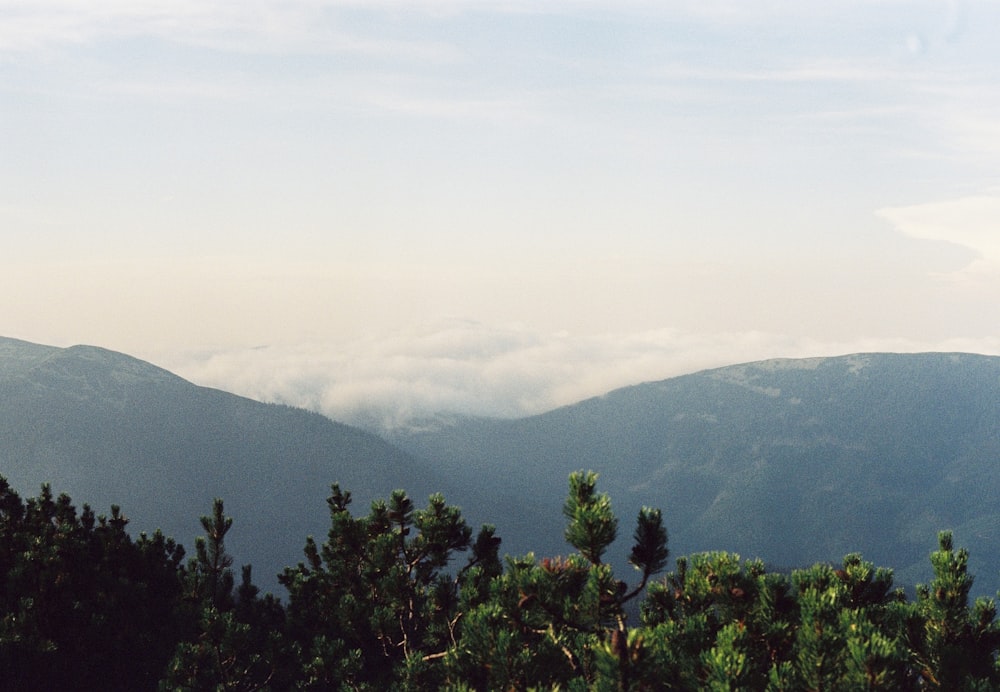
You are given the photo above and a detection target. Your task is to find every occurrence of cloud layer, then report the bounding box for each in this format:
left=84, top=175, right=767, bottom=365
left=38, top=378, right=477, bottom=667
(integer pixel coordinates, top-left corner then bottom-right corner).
left=4, top=1, right=1000, bottom=431
left=164, top=320, right=1000, bottom=432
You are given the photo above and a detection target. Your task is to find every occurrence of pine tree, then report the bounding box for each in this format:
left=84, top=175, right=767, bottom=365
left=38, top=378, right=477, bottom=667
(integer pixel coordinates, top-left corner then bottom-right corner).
left=0, top=478, right=187, bottom=691
left=910, top=531, right=1000, bottom=689
left=563, top=470, right=618, bottom=566
left=161, top=498, right=290, bottom=690
left=280, top=484, right=496, bottom=688
left=8, top=469, right=1000, bottom=690
left=449, top=471, right=671, bottom=690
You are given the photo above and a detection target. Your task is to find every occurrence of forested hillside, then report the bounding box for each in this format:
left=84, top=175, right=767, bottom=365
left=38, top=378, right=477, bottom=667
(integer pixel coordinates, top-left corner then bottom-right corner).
left=391, top=353, right=1000, bottom=594
left=2, top=474, right=999, bottom=690
left=5, top=337, right=1000, bottom=687
left=5, top=339, right=1000, bottom=597
left=0, top=337, right=468, bottom=595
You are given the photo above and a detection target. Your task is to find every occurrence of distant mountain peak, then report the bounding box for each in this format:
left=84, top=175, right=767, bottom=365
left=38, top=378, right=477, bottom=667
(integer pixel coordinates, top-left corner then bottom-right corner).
left=0, top=337, right=190, bottom=407
left=0, top=336, right=62, bottom=379
left=59, top=344, right=187, bottom=386
left=0, top=335, right=447, bottom=597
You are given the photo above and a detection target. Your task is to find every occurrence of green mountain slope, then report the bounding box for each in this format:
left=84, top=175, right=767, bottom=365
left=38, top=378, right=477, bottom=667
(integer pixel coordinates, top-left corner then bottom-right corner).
left=0, top=337, right=457, bottom=596
left=389, top=353, right=1000, bottom=594
left=6, top=339, right=999, bottom=597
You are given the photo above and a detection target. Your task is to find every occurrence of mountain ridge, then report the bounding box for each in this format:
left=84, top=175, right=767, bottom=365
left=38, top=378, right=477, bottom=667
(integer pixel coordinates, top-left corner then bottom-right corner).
left=4, top=338, right=1000, bottom=597
left=0, top=336, right=463, bottom=596
left=388, top=351, right=1000, bottom=595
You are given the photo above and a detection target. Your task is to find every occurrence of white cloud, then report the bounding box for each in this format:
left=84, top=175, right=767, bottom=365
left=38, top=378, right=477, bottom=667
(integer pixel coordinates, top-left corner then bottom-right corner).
left=0, top=0, right=462, bottom=60
left=164, top=319, right=1000, bottom=432
left=0, top=0, right=207, bottom=50
left=877, top=192, right=1000, bottom=277
left=4, top=0, right=1000, bottom=430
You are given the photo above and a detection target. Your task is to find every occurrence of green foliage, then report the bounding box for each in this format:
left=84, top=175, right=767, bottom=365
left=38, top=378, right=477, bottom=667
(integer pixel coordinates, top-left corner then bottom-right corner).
left=908, top=531, right=1000, bottom=689
left=564, top=470, right=619, bottom=565
left=447, top=470, right=671, bottom=689
left=279, top=484, right=497, bottom=689
left=160, top=499, right=295, bottom=691
left=0, top=478, right=186, bottom=691
left=629, top=506, right=669, bottom=584
left=641, top=551, right=796, bottom=689
left=3, top=472, right=1000, bottom=689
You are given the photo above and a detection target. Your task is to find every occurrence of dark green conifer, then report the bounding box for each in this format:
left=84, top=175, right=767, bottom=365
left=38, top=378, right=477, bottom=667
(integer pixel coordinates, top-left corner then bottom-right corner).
left=281, top=484, right=489, bottom=689
left=910, top=531, right=1000, bottom=689
left=0, top=478, right=186, bottom=691
left=161, top=499, right=289, bottom=691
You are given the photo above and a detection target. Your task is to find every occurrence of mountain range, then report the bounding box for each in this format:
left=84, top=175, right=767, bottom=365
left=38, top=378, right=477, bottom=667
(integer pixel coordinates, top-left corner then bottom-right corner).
left=3, top=337, right=1000, bottom=596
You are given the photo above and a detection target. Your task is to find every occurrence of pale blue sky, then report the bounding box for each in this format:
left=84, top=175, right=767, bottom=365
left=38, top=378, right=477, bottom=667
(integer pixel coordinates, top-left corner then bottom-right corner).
left=2, top=1, right=999, bottom=425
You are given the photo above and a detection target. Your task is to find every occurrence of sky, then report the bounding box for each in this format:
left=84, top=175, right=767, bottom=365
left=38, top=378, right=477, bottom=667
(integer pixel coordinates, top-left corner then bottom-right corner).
left=3, top=0, right=1000, bottom=428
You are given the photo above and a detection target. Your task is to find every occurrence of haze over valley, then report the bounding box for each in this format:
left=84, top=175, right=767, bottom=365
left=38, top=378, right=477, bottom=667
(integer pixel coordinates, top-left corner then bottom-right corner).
left=5, top=336, right=1000, bottom=601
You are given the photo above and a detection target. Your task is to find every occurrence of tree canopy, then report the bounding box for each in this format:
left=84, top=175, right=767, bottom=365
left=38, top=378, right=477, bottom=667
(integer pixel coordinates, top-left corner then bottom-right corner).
left=2, top=471, right=999, bottom=689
